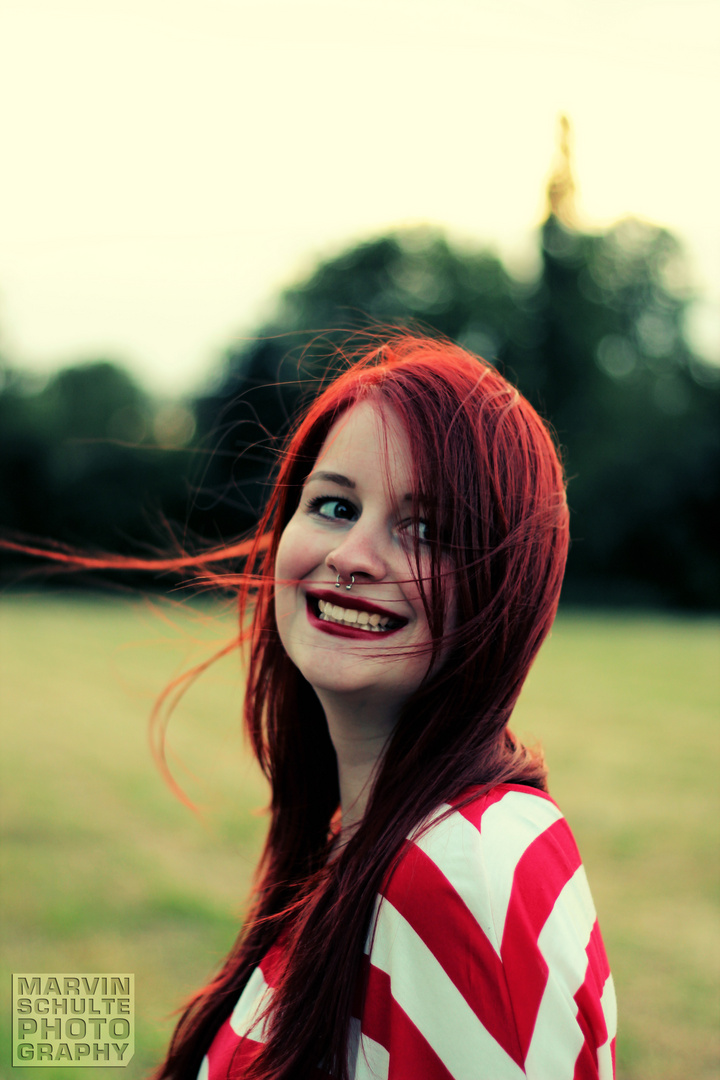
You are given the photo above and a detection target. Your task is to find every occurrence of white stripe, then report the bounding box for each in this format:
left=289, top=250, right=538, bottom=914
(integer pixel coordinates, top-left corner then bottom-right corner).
left=196, top=1054, right=209, bottom=1080
left=230, top=964, right=273, bottom=1042
left=370, top=898, right=526, bottom=1080
left=408, top=791, right=564, bottom=954
left=599, top=972, right=618, bottom=1080
left=598, top=1038, right=614, bottom=1080
left=523, top=865, right=598, bottom=1080
left=601, top=972, right=618, bottom=1043
left=348, top=1017, right=390, bottom=1080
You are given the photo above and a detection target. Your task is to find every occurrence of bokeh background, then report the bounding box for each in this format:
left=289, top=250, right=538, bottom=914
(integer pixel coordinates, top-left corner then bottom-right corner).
left=1, top=1, right=718, bottom=1077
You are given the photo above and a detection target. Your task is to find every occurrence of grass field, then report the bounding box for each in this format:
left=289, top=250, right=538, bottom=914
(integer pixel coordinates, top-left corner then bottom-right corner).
left=1, top=595, right=718, bottom=1079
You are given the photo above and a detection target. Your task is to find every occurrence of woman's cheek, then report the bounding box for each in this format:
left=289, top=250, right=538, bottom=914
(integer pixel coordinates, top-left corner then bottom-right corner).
left=276, top=516, right=313, bottom=585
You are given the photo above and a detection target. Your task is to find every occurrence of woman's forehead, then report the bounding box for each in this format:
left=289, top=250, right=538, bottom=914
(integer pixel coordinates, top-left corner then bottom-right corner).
left=311, top=401, right=414, bottom=493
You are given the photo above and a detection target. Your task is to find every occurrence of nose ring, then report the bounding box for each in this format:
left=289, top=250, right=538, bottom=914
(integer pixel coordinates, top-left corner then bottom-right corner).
left=335, top=574, right=355, bottom=590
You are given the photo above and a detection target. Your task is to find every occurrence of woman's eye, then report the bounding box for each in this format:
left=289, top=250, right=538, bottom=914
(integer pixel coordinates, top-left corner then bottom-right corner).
left=307, top=496, right=357, bottom=522
left=398, top=519, right=431, bottom=544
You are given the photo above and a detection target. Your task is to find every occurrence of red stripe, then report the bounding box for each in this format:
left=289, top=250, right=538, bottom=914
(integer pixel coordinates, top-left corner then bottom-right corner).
left=572, top=921, right=610, bottom=1070
left=500, top=817, right=583, bottom=1062
left=359, top=959, right=393, bottom=1048
left=585, top=918, right=611, bottom=988
left=381, top=841, right=523, bottom=1065
left=226, top=1037, right=263, bottom=1079
left=572, top=1035, right=600, bottom=1080
left=361, top=961, right=456, bottom=1080
left=208, top=1016, right=330, bottom=1079
left=206, top=1015, right=262, bottom=1079
left=385, top=1001, right=456, bottom=1080
left=258, top=935, right=287, bottom=989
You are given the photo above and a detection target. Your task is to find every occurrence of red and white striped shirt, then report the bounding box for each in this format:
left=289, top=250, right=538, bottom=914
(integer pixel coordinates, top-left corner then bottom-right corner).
left=199, top=784, right=617, bottom=1079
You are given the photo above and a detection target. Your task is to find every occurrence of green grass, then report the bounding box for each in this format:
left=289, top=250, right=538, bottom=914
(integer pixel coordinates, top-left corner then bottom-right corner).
left=1, top=596, right=718, bottom=1079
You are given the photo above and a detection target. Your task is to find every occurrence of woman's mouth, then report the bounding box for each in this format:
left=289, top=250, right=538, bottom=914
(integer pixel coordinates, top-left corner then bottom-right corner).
left=305, top=593, right=407, bottom=637
left=317, top=597, right=403, bottom=632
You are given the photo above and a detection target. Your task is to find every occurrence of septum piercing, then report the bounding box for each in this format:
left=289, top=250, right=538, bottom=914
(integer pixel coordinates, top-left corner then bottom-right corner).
left=335, top=574, right=355, bottom=590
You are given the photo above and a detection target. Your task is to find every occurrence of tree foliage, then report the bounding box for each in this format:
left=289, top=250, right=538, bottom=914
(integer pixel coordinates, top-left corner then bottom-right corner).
left=194, top=219, right=719, bottom=607
left=0, top=360, right=195, bottom=565
left=1, top=217, right=717, bottom=606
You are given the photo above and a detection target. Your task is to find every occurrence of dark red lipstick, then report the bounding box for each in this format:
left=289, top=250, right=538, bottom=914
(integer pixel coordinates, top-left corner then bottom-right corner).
left=306, top=589, right=408, bottom=620
left=305, top=589, right=408, bottom=639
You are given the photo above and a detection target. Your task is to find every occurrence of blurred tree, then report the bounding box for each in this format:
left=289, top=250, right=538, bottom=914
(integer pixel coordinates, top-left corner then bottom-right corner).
left=538, top=215, right=718, bottom=604
left=0, top=360, right=196, bottom=566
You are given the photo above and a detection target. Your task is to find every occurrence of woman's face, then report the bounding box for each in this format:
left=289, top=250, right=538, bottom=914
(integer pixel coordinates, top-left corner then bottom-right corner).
left=274, top=400, right=448, bottom=720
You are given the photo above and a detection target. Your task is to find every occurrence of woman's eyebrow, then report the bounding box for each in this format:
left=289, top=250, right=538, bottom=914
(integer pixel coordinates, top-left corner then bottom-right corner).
left=305, top=470, right=355, bottom=489
left=305, top=470, right=427, bottom=506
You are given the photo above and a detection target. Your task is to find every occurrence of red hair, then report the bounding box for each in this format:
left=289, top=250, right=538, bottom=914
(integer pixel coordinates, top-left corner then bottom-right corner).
left=152, top=334, right=570, bottom=1079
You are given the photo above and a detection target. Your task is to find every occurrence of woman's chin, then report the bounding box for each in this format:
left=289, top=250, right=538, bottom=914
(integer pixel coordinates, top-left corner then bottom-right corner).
left=308, top=663, right=426, bottom=728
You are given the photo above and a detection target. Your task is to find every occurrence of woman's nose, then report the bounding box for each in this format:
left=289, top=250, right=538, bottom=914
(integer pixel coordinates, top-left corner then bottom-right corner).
left=325, top=520, right=389, bottom=583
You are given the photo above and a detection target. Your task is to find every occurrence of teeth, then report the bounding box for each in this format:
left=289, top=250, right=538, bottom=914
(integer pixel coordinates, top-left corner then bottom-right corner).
left=316, top=598, right=395, bottom=631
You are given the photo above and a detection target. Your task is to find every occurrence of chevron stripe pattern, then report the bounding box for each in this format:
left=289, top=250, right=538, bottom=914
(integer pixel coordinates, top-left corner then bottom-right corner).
left=199, top=785, right=616, bottom=1079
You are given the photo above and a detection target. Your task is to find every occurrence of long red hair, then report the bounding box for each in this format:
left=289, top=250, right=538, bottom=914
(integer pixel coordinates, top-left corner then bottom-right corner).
left=149, top=334, right=570, bottom=1079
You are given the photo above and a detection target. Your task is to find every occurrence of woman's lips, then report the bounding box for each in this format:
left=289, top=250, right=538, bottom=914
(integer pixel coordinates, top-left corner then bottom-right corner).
left=305, top=592, right=408, bottom=639
left=306, top=589, right=408, bottom=620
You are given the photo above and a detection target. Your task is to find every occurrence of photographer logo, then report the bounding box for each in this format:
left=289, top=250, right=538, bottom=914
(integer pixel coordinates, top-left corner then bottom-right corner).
left=12, top=974, right=134, bottom=1067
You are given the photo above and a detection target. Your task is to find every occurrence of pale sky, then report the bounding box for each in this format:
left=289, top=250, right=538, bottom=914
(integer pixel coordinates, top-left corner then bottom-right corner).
left=1, top=0, right=718, bottom=395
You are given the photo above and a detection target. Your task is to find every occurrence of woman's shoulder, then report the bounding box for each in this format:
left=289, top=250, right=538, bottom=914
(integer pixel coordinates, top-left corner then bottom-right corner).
left=365, top=791, right=616, bottom=1079
left=406, top=782, right=573, bottom=876
left=379, top=783, right=588, bottom=950
left=444, top=781, right=565, bottom=837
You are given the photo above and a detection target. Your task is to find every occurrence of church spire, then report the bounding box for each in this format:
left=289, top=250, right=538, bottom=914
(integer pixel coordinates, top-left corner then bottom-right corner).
left=546, top=114, right=577, bottom=227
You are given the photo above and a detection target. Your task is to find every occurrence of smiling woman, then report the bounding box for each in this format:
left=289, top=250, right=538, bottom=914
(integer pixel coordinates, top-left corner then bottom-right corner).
left=0, top=332, right=613, bottom=1078
left=275, top=402, right=449, bottom=747
left=1, top=333, right=617, bottom=1078
left=139, top=332, right=617, bottom=1080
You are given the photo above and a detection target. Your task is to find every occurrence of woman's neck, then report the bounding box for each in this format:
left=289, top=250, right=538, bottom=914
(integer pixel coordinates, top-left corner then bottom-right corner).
left=317, top=694, right=397, bottom=834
